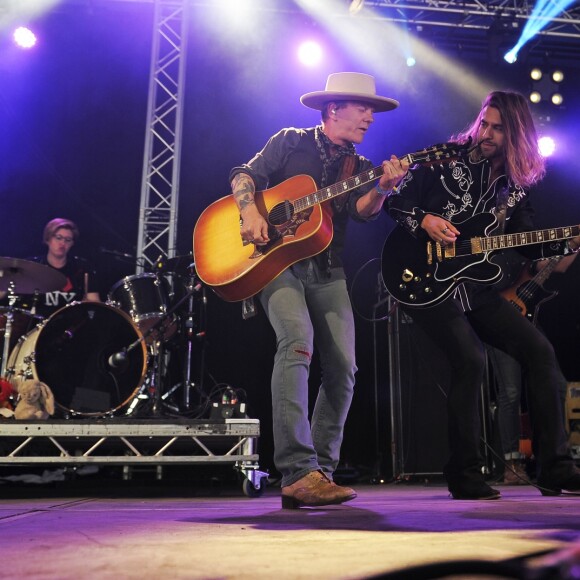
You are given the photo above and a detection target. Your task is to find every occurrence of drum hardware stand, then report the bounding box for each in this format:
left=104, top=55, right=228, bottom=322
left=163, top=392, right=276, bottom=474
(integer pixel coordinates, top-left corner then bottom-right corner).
left=114, top=279, right=204, bottom=417
left=178, top=269, right=206, bottom=411
left=0, top=284, right=21, bottom=379
left=158, top=264, right=208, bottom=415
left=147, top=339, right=165, bottom=417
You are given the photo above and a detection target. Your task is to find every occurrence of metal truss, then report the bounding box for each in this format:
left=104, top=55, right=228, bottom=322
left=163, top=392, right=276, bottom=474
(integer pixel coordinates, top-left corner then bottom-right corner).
left=348, top=1, right=580, bottom=62
left=136, top=0, right=188, bottom=273
left=362, top=1, right=580, bottom=40
left=0, top=419, right=260, bottom=465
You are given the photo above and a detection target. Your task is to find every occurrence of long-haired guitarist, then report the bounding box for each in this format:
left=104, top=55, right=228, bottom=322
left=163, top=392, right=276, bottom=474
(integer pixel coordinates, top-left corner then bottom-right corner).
left=383, top=90, right=580, bottom=499
left=229, top=73, right=409, bottom=508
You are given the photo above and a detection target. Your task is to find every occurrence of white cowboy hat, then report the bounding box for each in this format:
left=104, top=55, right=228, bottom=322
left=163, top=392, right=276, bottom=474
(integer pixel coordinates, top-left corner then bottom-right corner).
left=300, top=72, right=399, bottom=112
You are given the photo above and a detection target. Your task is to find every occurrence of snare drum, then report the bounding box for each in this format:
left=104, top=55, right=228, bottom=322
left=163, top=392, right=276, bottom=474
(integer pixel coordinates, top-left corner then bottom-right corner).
left=108, top=273, right=176, bottom=341
left=7, top=302, right=147, bottom=417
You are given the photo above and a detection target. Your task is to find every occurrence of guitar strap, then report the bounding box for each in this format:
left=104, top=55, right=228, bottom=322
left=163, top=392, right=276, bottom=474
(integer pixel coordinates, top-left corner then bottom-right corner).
left=494, top=184, right=510, bottom=234
left=316, top=154, right=358, bottom=277
left=331, top=154, right=357, bottom=213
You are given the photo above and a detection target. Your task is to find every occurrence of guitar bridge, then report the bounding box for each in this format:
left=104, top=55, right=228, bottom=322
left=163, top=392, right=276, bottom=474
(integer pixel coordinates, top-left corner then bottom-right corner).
left=444, top=244, right=456, bottom=258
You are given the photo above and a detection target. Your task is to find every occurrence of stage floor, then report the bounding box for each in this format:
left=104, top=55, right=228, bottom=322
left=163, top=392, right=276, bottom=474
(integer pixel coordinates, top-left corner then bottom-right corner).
left=2, top=478, right=580, bottom=579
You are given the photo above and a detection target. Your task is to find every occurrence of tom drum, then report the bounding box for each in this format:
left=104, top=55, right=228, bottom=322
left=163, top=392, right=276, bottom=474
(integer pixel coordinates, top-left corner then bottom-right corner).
left=108, top=273, right=176, bottom=341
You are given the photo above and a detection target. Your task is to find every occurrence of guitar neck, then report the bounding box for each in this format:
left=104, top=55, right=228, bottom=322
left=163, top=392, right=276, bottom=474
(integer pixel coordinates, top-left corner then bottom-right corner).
left=479, top=225, right=580, bottom=253
left=293, top=144, right=462, bottom=212
left=293, top=165, right=385, bottom=213
left=533, top=255, right=565, bottom=286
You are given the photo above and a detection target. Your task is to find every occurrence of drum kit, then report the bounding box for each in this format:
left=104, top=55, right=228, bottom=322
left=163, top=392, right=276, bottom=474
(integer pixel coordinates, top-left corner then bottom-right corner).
left=0, top=255, right=206, bottom=419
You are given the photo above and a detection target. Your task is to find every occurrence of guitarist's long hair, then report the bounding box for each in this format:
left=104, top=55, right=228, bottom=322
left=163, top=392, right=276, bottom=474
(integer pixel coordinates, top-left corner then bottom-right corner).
left=452, top=91, right=546, bottom=189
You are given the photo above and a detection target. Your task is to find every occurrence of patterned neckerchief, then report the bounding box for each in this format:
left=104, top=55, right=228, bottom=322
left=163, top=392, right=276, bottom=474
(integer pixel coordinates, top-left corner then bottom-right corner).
left=314, top=125, right=356, bottom=188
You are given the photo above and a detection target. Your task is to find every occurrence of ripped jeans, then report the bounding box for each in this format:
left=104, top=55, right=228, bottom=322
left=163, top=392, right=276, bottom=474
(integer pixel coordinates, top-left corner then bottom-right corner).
left=259, top=259, right=357, bottom=487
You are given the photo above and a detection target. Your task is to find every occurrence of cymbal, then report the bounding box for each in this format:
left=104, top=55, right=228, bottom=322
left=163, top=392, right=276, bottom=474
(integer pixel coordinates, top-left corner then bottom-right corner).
left=0, top=257, right=67, bottom=294
left=155, top=255, right=195, bottom=276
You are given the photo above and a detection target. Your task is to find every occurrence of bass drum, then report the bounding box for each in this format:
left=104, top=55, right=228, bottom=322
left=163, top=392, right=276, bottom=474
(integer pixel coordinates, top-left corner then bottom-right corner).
left=8, top=302, right=147, bottom=417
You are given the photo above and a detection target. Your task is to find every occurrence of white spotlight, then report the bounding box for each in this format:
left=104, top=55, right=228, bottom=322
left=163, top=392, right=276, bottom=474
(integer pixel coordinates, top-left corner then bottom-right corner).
left=297, top=41, right=323, bottom=67
left=538, top=136, right=555, bottom=157
left=13, top=26, right=37, bottom=49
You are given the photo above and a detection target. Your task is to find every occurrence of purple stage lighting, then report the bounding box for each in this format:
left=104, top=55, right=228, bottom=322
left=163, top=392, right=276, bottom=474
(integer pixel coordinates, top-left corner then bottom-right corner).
left=538, top=136, right=556, bottom=158
left=13, top=27, right=37, bottom=49
left=297, top=41, right=322, bottom=67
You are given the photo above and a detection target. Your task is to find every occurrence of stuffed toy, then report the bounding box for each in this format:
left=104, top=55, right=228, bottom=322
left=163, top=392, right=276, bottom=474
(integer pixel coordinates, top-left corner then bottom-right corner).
left=14, top=380, right=55, bottom=420
left=0, top=378, right=16, bottom=419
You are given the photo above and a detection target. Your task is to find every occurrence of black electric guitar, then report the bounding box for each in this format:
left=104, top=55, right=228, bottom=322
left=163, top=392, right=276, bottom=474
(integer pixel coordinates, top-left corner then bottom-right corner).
left=381, top=213, right=579, bottom=308
left=500, top=255, right=563, bottom=324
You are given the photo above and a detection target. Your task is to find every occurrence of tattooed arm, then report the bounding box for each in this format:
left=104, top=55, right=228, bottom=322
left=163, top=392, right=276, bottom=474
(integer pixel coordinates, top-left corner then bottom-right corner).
left=232, top=172, right=270, bottom=246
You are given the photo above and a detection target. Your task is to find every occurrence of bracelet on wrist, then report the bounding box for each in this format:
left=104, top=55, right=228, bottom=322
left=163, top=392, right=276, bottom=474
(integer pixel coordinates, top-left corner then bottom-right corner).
left=375, top=182, right=390, bottom=197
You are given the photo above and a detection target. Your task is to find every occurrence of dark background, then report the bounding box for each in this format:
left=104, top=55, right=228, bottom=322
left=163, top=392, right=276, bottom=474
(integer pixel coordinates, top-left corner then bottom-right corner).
left=2, top=0, right=579, bottom=480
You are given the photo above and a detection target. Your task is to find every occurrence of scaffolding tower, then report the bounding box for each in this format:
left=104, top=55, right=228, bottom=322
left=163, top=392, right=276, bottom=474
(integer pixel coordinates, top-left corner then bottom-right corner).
left=136, top=0, right=188, bottom=273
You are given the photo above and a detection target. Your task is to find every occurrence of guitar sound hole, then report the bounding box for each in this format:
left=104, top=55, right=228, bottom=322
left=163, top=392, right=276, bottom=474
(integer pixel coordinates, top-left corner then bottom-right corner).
left=269, top=200, right=294, bottom=227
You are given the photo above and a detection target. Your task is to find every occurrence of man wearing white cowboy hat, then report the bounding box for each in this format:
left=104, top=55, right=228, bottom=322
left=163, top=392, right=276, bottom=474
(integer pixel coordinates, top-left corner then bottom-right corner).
left=229, top=72, right=408, bottom=508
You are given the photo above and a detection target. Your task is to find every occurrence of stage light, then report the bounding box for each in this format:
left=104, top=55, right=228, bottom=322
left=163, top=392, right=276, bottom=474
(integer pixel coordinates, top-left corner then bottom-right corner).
left=349, top=0, right=365, bottom=15
left=529, top=67, right=565, bottom=107
left=406, top=56, right=416, bottom=67
left=503, top=50, right=517, bottom=64
left=297, top=41, right=323, bottom=67
left=502, top=0, right=575, bottom=64
left=488, top=17, right=520, bottom=64
left=13, top=26, right=37, bottom=49
left=538, top=136, right=556, bottom=157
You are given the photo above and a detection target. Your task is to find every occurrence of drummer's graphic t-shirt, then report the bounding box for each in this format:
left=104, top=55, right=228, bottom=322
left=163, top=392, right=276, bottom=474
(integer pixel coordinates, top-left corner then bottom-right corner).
left=23, top=256, right=98, bottom=319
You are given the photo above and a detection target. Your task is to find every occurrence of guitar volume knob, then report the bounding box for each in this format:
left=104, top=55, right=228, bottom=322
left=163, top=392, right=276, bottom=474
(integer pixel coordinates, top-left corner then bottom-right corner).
left=402, top=269, right=413, bottom=283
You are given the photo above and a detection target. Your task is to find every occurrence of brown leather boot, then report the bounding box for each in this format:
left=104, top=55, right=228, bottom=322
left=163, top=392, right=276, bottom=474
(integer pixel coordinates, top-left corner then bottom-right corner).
left=281, top=470, right=357, bottom=509
left=503, top=459, right=528, bottom=485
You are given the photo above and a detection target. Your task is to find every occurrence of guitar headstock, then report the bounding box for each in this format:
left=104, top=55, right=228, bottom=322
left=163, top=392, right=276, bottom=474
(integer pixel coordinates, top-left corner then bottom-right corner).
left=403, top=141, right=471, bottom=167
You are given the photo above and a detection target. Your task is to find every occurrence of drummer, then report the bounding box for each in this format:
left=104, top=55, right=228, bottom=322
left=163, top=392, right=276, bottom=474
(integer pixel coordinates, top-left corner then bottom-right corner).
left=1, top=218, right=100, bottom=318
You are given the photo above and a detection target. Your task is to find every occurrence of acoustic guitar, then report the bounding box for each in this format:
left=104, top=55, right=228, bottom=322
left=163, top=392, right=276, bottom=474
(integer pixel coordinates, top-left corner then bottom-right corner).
left=193, top=143, right=466, bottom=302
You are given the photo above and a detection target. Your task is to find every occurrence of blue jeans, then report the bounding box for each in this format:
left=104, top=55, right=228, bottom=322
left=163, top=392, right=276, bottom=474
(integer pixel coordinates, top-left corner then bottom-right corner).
left=487, top=345, right=523, bottom=459
left=259, top=259, right=357, bottom=487
left=487, top=340, right=568, bottom=460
